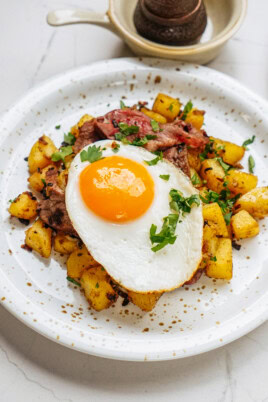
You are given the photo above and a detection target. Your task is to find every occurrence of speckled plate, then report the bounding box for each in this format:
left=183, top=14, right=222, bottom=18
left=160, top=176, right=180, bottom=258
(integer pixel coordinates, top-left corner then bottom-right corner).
left=0, top=58, right=268, bottom=361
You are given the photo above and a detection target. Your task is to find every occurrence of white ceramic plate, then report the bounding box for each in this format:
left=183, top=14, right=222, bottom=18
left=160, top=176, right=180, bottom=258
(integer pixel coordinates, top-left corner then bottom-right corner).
left=0, top=58, right=268, bottom=362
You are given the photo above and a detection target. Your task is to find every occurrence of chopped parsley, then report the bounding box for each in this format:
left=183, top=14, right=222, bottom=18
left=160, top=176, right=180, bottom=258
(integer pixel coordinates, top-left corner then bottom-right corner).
left=150, top=214, right=179, bottom=252
left=120, top=100, right=126, bottom=109
left=112, top=142, right=120, bottom=153
left=67, top=276, right=81, bottom=287
left=223, top=211, right=233, bottom=226
left=8, top=198, right=16, bottom=203
left=51, top=146, right=73, bottom=162
left=131, top=135, right=157, bottom=147
left=182, top=100, right=193, bottom=120
left=118, top=122, right=139, bottom=136
left=41, top=179, right=47, bottom=187
left=248, top=155, right=255, bottom=173
left=64, top=132, right=76, bottom=145
left=55, top=124, right=61, bottom=130
left=150, top=119, right=160, bottom=132
left=242, top=136, right=255, bottom=150
left=80, top=145, right=103, bottom=163
left=191, top=172, right=201, bottom=186
left=199, top=139, right=215, bottom=161
left=210, top=256, right=217, bottom=262
left=159, top=174, right=170, bottom=181
left=145, top=151, right=163, bottom=166
left=215, top=157, right=232, bottom=174
left=200, top=188, right=240, bottom=225
left=168, top=103, right=174, bottom=112
left=95, top=282, right=99, bottom=289
left=169, top=189, right=200, bottom=215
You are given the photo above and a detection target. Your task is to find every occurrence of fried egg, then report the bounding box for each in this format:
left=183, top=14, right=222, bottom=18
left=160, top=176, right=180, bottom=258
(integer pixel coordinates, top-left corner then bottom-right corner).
left=66, top=140, right=203, bottom=293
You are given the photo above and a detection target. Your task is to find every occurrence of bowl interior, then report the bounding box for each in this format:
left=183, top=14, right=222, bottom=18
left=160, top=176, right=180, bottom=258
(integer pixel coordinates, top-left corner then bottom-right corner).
left=110, top=0, right=243, bottom=49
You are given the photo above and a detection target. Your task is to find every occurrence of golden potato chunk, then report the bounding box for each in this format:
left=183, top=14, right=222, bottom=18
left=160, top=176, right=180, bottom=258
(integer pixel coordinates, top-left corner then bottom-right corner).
left=210, top=137, right=245, bottom=166
left=140, top=108, right=167, bottom=124
left=57, top=170, right=68, bottom=191
left=185, top=108, right=204, bottom=130
left=9, top=192, right=37, bottom=220
left=54, top=234, right=79, bottom=255
left=200, top=159, right=225, bottom=193
left=231, top=210, right=259, bottom=240
left=203, top=203, right=229, bottom=238
left=70, top=114, right=94, bottom=138
left=81, top=266, right=118, bottom=311
left=64, top=154, right=75, bottom=170
left=206, top=238, right=232, bottom=280
left=188, top=149, right=201, bottom=172
left=67, top=245, right=98, bottom=279
left=227, top=170, right=258, bottom=195
left=28, top=164, right=55, bottom=192
left=28, top=135, right=58, bottom=174
left=25, top=219, right=52, bottom=258
left=234, top=187, right=268, bottom=218
left=128, top=291, right=161, bottom=312
left=152, top=93, right=181, bottom=122
left=190, top=168, right=202, bottom=188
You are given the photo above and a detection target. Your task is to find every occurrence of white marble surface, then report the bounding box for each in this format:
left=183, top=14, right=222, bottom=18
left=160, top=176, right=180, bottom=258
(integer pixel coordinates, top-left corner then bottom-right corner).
left=0, top=0, right=268, bottom=401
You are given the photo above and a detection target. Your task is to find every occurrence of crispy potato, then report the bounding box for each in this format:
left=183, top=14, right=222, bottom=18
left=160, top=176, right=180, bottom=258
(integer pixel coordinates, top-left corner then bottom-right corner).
left=54, top=234, right=79, bottom=254
left=128, top=291, right=161, bottom=312
left=9, top=192, right=37, bottom=220
left=28, top=135, right=58, bottom=174
left=234, top=187, right=268, bottom=218
left=64, top=154, right=75, bottom=170
left=70, top=114, right=94, bottom=138
left=188, top=149, right=202, bottom=172
left=81, top=266, right=118, bottom=311
left=231, top=210, right=259, bottom=240
left=25, top=219, right=52, bottom=258
left=210, top=137, right=245, bottom=166
left=227, top=169, right=258, bottom=195
left=198, top=186, right=209, bottom=199
left=203, top=203, right=229, bottom=238
left=57, top=170, right=68, bottom=191
left=67, top=245, right=98, bottom=279
left=140, top=108, right=167, bottom=124
left=190, top=168, right=202, bottom=188
left=185, top=108, right=204, bottom=130
left=28, top=164, right=55, bottom=192
left=152, top=93, right=181, bottom=122
left=206, top=238, right=232, bottom=280
left=200, top=159, right=225, bottom=193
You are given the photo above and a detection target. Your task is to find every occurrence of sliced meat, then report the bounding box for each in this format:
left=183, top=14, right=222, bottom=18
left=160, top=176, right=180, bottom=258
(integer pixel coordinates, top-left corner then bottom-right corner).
left=73, top=119, right=101, bottom=154
left=184, top=269, right=203, bottom=286
left=39, top=167, right=77, bottom=236
left=163, top=145, right=191, bottom=178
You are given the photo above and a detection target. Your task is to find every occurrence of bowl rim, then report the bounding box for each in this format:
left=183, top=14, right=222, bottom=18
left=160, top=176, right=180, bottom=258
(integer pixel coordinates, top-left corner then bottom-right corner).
left=108, top=0, right=248, bottom=55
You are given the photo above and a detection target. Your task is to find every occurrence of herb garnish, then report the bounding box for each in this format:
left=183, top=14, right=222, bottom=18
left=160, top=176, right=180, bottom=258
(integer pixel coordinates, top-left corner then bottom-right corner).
left=120, top=100, right=126, bottom=109
left=131, top=135, right=157, bottom=147
left=51, top=146, right=73, bottom=162
left=182, top=100, right=193, bottom=120
left=168, top=103, right=174, bottom=112
left=210, top=256, right=217, bottom=262
left=41, top=179, right=47, bottom=187
left=67, top=276, right=81, bottom=287
left=216, top=157, right=232, bottom=174
left=112, top=142, right=120, bottom=153
left=115, top=122, right=139, bottom=142
left=95, top=282, right=100, bottom=289
left=145, top=151, right=163, bottom=166
left=159, top=174, right=170, bottom=181
left=248, top=155, right=255, bottom=173
left=199, top=139, right=215, bottom=161
left=150, top=119, right=160, bottom=132
left=242, top=136, right=255, bottom=150
left=64, top=132, right=76, bottom=145
left=200, top=188, right=240, bottom=225
left=191, top=172, right=201, bottom=186
left=169, top=189, right=200, bottom=215
left=55, top=125, right=61, bottom=130
left=80, top=145, right=103, bottom=163
left=150, top=214, right=179, bottom=252
left=8, top=198, right=16, bottom=203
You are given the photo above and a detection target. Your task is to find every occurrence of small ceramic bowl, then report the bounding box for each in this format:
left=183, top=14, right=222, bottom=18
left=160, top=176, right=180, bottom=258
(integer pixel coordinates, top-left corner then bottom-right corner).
left=47, top=0, right=247, bottom=64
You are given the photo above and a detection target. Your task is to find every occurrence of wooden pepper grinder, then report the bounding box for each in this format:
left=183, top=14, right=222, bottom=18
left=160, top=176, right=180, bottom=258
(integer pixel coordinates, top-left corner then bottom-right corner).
left=134, top=0, right=207, bottom=46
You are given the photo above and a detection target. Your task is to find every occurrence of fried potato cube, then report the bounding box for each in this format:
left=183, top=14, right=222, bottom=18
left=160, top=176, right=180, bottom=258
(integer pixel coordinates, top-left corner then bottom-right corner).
left=234, top=187, right=268, bottom=219
left=190, top=168, right=202, bottom=188
left=210, top=137, right=245, bottom=166
left=64, top=154, right=75, bottom=170
left=206, top=238, right=232, bottom=280
left=9, top=192, right=37, bottom=220
left=128, top=291, right=161, bottom=312
left=28, top=164, right=55, bottom=192
left=185, top=108, right=204, bottom=130
left=25, top=219, right=52, bottom=258
left=198, top=186, right=209, bottom=199
left=70, top=114, right=94, bottom=138
left=28, top=135, right=58, bottom=174
left=57, top=170, right=68, bottom=191
left=67, top=245, right=98, bottom=279
left=203, top=203, right=229, bottom=238
left=188, top=149, right=202, bottom=172
left=231, top=210, right=259, bottom=240
left=227, top=170, right=258, bottom=195
left=54, top=234, right=79, bottom=255
left=200, top=159, right=225, bottom=193
left=152, top=93, right=181, bottom=122
left=81, top=266, right=118, bottom=311
left=140, top=108, right=167, bottom=124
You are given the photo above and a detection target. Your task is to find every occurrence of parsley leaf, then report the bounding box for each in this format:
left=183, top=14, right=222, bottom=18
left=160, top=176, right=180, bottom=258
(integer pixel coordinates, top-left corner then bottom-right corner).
left=199, top=139, right=215, bottom=161
left=200, top=189, right=240, bottom=225
left=210, top=256, right=217, bottom=262
left=112, top=142, right=120, bottom=153
left=168, top=103, right=174, bottom=112
left=80, top=145, right=103, bottom=163
left=8, top=198, right=16, bottom=203
left=51, top=146, right=73, bottom=162
left=41, top=179, right=47, bottom=187
left=150, top=214, right=179, bottom=252
left=95, top=282, right=99, bottom=289
left=145, top=151, right=163, bottom=166
left=159, top=174, right=170, bottom=181
left=55, top=125, right=61, bottom=130
left=131, top=135, right=157, bottom=147
left=242, top=136, right=255, bottom=150
left=248, top=155, right=255, bottom=173
left=169, top=189, right=200, bottom=215
left=182, top=100, right=193, bottom=120
left=67, top=276, right=81, bottom=287
left=120, top=100, right=126, bottom=109
left=64, top=132, right=76, bottom=145
left=118, top=122, right=139, bottom=136
left=151, top=119, right=160, bottom=132
left=224, top=211, right=233, bottom=226
left=216, top=157, right=232, bottom=174
left=191, top=172, right=201, bottom=186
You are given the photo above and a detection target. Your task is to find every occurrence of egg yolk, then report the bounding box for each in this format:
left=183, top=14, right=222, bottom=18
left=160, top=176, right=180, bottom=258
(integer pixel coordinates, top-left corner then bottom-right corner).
left=80, top=156, right=155, bottom=223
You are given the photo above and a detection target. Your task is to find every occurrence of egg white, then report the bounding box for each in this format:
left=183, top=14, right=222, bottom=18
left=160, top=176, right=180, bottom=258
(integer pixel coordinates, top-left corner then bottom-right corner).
left=66, top=140, right=203, bottom=293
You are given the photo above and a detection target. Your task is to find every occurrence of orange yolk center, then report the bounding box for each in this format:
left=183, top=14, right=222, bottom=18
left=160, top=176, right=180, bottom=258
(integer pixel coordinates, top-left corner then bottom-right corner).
left=79, top=156, right=155, bottom=223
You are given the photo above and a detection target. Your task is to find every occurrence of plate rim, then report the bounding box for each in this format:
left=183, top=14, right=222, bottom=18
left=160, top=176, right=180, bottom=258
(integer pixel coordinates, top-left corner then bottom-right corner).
left=0, top=57, right=268, bottom=362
